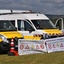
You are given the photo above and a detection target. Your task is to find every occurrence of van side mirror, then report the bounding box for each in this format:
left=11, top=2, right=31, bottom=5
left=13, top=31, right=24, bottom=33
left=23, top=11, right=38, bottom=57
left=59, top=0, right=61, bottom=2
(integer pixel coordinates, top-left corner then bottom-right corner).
left=15, top=27, right=17, bottom=30
left=56, top=26, right=59, bottom=29
left=29, top=27, right=35, bottom=33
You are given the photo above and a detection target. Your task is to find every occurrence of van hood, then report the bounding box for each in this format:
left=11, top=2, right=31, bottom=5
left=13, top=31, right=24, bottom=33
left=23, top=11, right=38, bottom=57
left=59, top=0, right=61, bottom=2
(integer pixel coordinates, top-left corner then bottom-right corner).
left=43, top=29, right=62, bottom=35
left=0, top=31, right=22, bottom=38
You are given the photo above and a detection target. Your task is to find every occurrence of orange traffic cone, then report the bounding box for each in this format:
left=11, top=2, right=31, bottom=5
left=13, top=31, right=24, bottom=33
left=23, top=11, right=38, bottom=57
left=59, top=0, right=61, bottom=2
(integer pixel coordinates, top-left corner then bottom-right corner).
left=8, top=38, right=15, bottom=56
left=10, top=38, right=15, bottom=52
left=8, top=38, right=19, bottom=56
left=14, top=50, right=19, bottom=56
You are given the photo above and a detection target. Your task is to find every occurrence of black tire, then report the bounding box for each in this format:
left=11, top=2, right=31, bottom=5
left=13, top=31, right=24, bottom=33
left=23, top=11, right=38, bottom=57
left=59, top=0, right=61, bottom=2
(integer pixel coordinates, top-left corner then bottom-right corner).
left=0, top=44, right=4, bottom=53
left=0, top=43, right=10, bottom=54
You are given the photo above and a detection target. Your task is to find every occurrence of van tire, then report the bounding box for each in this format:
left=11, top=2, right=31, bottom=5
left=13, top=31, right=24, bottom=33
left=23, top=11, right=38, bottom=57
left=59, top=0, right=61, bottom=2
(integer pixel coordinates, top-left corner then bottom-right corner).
left=0, top=43, right=4, bottom=53
left=0, top=43, right=9, bottom=53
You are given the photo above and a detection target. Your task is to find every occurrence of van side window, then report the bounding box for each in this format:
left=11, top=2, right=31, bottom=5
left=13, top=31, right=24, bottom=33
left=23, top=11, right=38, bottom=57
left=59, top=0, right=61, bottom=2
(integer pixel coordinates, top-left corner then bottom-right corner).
left=17, top=20, right=24, bottom=31
left=24, top=21, right=32, bottom=31
left=10, top=21, right=15, bottom=26
left=0, top=20, right=16, bottom=31
left=17, top=20, right=33, bottom=31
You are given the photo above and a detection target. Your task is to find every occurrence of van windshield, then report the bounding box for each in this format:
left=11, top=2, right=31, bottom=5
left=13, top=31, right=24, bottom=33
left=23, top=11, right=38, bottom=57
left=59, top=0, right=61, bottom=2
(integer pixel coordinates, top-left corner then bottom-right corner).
left=0, top=20, right=16, bottom=31
left=31, top=20, right=56, bottom=29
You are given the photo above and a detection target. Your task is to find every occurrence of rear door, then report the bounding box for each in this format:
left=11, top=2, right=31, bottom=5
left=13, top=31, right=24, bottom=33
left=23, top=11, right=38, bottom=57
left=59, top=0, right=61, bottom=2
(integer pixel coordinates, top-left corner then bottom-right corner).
left=55, top=18, right=64, bottom=31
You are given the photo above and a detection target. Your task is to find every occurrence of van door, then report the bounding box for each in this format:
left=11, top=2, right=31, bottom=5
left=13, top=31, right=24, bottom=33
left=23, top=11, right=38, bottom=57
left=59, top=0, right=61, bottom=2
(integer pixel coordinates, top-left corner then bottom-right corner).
left=17, top=20, right=35, bottom=39
left=55, top=18, right=64, bottom=31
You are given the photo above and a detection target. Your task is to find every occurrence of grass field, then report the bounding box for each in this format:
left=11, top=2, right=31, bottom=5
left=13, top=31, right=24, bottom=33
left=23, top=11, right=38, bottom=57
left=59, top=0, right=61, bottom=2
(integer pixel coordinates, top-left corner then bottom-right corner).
left=0, top=52, right=64, bottom=64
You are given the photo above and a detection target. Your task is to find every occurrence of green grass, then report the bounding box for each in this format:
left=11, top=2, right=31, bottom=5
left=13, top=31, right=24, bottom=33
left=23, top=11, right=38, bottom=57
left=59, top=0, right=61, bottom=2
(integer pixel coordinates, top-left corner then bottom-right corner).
left=0, top=52, right=64, bottom=64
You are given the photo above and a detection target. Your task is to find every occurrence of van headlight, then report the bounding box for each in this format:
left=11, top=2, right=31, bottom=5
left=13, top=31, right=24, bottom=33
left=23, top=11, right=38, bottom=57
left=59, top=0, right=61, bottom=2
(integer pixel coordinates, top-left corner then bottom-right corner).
left=0, top=34, right=9, bottom=43
left=43, top=33, right=49, bottom=39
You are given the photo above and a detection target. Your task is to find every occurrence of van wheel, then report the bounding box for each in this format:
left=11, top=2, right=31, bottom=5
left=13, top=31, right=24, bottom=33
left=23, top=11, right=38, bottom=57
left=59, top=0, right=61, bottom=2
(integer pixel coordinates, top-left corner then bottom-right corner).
left=0, top=43, right=9, bottom=54
left=0, top=43, right=4, bottom=53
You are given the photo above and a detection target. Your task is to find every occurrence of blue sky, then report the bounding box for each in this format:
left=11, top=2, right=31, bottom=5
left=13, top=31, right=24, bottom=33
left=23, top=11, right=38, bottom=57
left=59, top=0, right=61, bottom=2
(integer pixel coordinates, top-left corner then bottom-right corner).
left=0, top=0, right=64, bottom=14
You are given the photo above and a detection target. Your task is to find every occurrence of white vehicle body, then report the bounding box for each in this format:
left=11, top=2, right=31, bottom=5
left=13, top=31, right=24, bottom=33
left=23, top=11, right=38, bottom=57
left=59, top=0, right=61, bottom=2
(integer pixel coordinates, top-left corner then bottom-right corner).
left=0, top=10, right=63, bottom=40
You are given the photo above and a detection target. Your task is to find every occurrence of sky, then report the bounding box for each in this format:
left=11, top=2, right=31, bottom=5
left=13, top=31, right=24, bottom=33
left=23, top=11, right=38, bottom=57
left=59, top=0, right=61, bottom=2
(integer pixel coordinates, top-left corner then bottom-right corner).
left=0, top=0, right=64, bottom=15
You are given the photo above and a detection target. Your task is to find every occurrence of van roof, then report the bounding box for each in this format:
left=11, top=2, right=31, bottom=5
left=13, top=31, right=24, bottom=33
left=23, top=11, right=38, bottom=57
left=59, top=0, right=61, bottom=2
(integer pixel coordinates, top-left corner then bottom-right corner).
left=22, top=13, right=49, bottom=20
left=0, top=13, right=49, bottom=20
left=0, top=14, right=25, bottom=20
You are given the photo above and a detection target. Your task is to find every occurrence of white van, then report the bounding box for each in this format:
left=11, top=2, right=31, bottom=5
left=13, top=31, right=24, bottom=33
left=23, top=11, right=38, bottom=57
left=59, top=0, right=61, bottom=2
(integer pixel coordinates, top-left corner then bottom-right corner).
left=0, top=10, right=63, bottom=40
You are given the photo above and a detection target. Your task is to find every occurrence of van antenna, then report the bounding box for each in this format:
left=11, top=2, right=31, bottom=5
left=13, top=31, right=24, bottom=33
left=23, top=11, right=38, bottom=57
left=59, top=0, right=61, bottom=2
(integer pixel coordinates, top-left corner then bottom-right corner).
left=11, top=10, right=13, bottom=13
